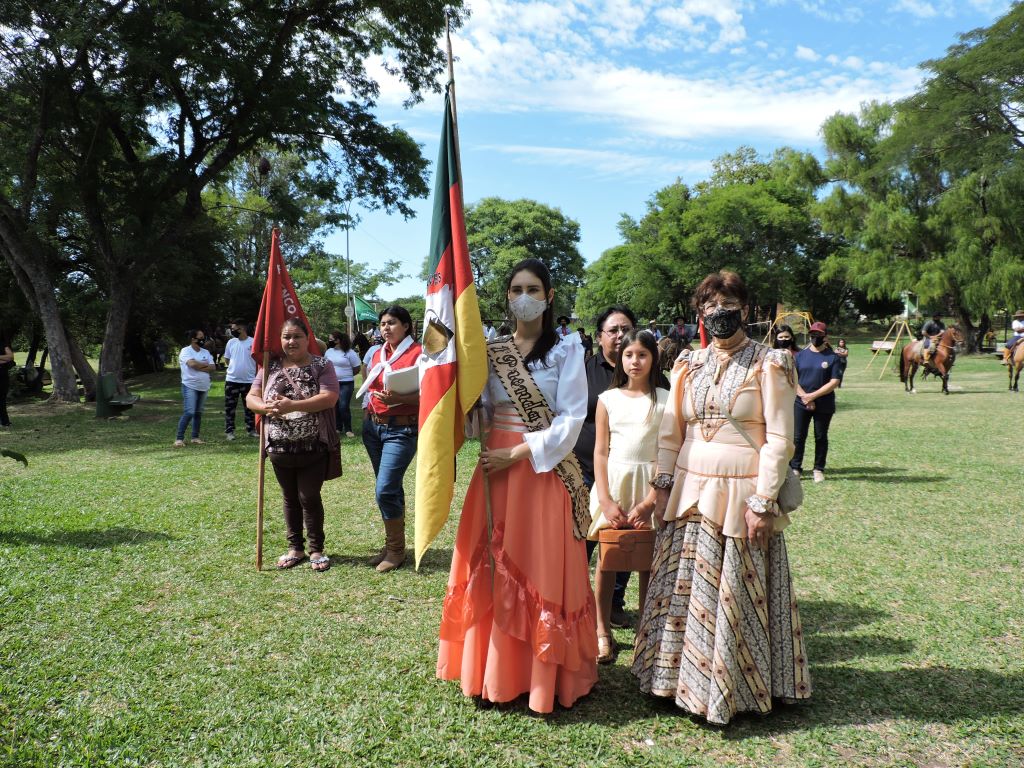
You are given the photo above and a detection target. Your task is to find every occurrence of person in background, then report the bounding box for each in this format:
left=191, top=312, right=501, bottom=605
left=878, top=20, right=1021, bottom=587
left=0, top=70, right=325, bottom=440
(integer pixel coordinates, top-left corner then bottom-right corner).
left=667, top=316, right=689, bottom=345
left=647, top=320, right=662, bottom=341
left=247, top=318, right=339, bottom=573
left=353, top=327, right=371, bottom=360
left=791, top=321, right=841, bottom=483
left=920, top=312, right=946, bottom=362
left=325, top=330, right=361, bottom=438
left=556, top=314, right=574, bottom=339
left=482, top=318, right=498, bottom=341
left=175, top=329, right=216, bottom=447
left=577, top=326, right=593, bottom=358
left=834, top=338, right=849, bottom=385
left=223, top=319, right=257, bottom=440
left=0, top=335, right=14, bottom=428
left=773, top=324, right=797, bottom=356
left=359, top=305, right=421, bottom=573
left=1001, top=310, right=1024, bottom=364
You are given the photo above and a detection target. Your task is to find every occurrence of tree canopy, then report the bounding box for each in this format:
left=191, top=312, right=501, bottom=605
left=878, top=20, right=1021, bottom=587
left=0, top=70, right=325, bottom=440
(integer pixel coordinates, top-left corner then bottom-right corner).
left=0, top=0, right=462, bottom=400
left=459, top=197, right=585, bottom=323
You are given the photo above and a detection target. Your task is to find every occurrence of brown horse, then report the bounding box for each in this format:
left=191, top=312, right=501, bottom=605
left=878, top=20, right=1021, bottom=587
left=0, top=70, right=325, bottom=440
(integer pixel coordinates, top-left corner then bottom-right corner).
left=900, top=326, right=963, bottom=395
left=1008, top=341, right=1024, bottom=392
left=657, top=336, right=681, bottom=373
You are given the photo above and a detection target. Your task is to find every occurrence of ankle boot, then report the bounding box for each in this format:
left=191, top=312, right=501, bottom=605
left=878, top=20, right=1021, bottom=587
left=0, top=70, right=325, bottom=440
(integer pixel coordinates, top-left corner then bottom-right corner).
left=376, top=517, right=407, bottom=573
left=367, top=546, right=387, bottom=566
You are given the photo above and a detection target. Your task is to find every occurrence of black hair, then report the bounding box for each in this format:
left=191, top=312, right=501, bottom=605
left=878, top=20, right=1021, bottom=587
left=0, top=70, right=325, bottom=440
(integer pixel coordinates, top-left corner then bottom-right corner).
left=379, top=305, right=413, bottom=338
left=281, top=317, right=309, bottom=336
left=594, top=305, right=638, bottom=335
left=673, top=315, right=685, bottom=323
left=610, top=329, right=661, bottom=421
left=776, top=324, right=794, bottom=337
left=187, top=328, right=205, bottom=341
left=506, top=258, right=558, bottom=366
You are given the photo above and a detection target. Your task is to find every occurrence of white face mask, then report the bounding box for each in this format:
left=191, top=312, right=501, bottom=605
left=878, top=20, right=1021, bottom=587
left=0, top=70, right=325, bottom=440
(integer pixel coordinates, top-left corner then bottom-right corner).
left=509, top=294, right=548, bottom=322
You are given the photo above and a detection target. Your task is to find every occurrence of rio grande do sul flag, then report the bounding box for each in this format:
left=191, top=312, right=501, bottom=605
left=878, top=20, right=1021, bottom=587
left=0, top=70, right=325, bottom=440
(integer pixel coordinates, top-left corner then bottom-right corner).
left=251, top=228, right=318, bottom=362
left=414, top=84, right=487, bottom=568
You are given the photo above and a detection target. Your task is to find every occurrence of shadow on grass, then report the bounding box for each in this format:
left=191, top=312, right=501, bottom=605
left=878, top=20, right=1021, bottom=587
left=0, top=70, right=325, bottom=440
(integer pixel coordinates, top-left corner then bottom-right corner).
left=724, top=666, right=1024, bottom=737
left=826, top=466, right=948, bottom=483
left=0, top=526, right=174, bottom=549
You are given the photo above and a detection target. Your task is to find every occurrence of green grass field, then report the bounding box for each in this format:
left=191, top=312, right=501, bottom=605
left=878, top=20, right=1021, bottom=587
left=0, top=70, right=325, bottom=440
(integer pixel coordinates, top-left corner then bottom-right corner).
left=1, top=345, right=1022, bottom=767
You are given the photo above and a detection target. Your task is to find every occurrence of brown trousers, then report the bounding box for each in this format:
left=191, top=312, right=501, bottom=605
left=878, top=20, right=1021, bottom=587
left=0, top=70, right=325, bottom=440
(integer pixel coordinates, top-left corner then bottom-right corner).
left=269, top=451, right=327, bottom=553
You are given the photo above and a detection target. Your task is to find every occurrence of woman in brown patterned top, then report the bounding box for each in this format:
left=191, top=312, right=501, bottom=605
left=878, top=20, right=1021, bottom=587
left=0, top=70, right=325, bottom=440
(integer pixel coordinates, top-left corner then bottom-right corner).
left=631, top=270, right=811, bottom=724
left=247, top=318, right=339, bottom=572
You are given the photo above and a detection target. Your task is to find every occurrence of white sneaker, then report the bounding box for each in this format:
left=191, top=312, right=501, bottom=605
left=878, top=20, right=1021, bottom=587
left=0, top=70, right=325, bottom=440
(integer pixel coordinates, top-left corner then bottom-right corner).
left=247, top=430, right=259, bottom=438
left=225, top=432, right=235, bottom=441
left=813, top=469, right=825, bottom=483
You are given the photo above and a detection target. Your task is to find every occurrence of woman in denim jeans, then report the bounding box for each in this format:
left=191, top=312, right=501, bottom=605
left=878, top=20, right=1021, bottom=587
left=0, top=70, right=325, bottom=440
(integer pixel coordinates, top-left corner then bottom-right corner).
left=358, top=305, right=421, bottom=572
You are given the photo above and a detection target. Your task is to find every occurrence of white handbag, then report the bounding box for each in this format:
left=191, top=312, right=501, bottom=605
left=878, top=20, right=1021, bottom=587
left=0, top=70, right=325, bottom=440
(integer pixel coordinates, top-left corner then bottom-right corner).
left=710, top=378, right=803, bottom=513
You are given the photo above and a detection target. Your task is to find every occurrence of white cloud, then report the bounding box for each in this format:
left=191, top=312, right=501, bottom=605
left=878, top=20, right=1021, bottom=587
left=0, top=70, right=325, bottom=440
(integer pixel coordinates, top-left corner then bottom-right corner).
left=480, top=144, right=711, bottom=180
left=795, top=45, right=820, bottom=61
left=768, top=0, right=865, bottom=23
left=368, top=0, right=928, bottom=147
left=890, top=0, right=939, bottom=18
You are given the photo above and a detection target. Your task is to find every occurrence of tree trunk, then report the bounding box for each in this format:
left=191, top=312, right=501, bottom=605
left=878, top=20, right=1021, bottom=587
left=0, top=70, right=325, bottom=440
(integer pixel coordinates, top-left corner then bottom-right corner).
left=952, top=301, right=977, bottom=352
left=67, top=331, right=97, bottom=401
left=0, top=237, right=80, bottom=402
left=98, top=274, right=136, bottom=394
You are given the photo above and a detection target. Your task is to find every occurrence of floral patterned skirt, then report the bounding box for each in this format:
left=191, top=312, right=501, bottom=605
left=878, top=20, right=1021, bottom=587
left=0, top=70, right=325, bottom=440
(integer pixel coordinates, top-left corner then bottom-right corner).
left=631, top=507, right=811, bottom=724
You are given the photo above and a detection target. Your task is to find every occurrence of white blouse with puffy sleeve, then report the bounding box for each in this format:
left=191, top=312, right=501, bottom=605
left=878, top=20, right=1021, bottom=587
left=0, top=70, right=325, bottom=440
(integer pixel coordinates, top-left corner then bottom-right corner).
left=481, top=335, right=587, bottom=474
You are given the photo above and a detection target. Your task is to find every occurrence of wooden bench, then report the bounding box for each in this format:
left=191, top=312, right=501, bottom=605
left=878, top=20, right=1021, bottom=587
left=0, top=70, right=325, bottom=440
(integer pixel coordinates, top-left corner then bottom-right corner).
left=96, top=372, right=139, bottom=418
left=871, top=340, right=897, bottom=353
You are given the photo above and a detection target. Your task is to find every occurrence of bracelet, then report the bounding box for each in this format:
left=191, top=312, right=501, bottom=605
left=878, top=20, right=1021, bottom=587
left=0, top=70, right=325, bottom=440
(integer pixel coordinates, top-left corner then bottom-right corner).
left=746, top=494, right=780, bottom=518
left=650, top=473, right=674, bottom=490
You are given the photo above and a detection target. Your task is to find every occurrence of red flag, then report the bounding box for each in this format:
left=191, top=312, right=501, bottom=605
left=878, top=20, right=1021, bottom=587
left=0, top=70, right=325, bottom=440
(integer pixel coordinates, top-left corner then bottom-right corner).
left=699, top=316, right=708, bottom=348
left=251, top=228, right=318, bottom=361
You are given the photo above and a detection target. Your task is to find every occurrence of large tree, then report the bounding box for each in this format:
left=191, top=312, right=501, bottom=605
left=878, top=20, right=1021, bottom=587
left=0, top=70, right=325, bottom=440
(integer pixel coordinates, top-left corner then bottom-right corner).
left=0, top=0, right=461, bottom=401
left=458, top=197, right=586, bottom=323
left=818, top=6, right=1024, bottom=346
left=577, top=148, right=840, bottom=326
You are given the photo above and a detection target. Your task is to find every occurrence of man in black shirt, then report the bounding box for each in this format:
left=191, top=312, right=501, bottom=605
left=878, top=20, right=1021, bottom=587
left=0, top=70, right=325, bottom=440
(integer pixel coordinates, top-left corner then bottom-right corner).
left=920, top=313, right=945, bottom=362
left=574, top=304, right=670, bottom=627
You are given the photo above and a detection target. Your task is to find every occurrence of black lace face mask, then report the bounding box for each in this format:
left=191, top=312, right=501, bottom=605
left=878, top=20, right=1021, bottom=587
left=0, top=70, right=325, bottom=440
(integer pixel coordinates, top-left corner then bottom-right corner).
left=703, top=308, right=743, bottom=339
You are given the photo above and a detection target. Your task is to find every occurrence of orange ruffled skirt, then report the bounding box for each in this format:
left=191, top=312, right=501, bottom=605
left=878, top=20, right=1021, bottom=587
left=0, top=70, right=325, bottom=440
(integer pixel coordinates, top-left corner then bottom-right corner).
left=436, top=427, right=598, bottom=713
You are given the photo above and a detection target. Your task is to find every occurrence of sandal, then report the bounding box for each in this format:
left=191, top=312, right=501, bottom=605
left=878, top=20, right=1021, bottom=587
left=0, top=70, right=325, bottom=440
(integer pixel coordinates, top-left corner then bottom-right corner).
left=310, top=554, right=331, bottom=572
left=173, top=440, right=185, bottom=448
left=597, top=634, right=617, bottom=664
left=190, top=438, right=205, bottom=445
left=276, top=551, right=307, bottom=569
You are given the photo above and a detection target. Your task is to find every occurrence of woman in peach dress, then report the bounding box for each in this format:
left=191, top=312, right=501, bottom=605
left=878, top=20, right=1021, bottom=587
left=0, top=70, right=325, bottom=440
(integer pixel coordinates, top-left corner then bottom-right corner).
left=632, top=271, right=811, bottom=725
left=437, top=258, right=597, bottom=713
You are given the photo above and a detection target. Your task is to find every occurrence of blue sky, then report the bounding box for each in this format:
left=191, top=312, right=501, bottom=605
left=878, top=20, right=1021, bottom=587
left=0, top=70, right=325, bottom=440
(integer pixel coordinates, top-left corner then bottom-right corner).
left=326, top=0, right=1015, bottom=302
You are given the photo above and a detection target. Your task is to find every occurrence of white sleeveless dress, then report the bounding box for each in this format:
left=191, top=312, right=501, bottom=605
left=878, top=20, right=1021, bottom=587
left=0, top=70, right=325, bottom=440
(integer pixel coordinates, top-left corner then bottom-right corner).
left=587, top=387, right=668, bottom=539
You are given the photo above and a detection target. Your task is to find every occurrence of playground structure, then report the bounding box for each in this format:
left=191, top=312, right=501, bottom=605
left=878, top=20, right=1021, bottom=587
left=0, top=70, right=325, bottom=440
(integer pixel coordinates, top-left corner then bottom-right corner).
left=865, top=319, right=914, bottom=379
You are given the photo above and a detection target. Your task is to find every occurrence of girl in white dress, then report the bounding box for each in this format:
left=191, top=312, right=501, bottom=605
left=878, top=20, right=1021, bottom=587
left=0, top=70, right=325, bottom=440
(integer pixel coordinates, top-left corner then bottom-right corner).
left=589, top=330, right=669, bottom=663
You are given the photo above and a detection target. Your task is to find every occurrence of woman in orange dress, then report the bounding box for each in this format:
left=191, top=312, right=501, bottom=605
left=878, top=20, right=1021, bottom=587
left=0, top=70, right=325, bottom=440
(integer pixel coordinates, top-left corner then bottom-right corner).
left=437, top=258, right=597, bottom=713
left=632, top=270, right=811, bottom=725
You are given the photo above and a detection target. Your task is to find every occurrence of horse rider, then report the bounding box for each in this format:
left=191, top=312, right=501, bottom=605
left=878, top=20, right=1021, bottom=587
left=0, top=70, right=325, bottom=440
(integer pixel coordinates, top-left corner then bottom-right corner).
left=1001, top=310, right=1024, bottom=365
left=920, top=312, right=946, bottom=363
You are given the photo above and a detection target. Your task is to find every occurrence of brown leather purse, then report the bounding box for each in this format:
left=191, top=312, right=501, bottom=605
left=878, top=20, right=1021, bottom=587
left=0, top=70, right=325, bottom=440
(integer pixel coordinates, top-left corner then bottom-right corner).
left=597, top=528, right=656, bottom=573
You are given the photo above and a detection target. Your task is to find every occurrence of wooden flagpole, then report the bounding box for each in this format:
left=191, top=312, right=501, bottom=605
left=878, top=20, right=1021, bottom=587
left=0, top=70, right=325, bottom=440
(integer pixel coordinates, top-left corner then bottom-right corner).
left=256, top=350, right=269, bottom=570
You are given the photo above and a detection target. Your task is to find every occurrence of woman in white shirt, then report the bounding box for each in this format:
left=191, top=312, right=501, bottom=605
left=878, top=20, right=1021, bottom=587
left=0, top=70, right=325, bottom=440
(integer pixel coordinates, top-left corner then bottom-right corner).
left=437, top=258, right=597, bottom=714
left=324, top=331, right=362, bottom=437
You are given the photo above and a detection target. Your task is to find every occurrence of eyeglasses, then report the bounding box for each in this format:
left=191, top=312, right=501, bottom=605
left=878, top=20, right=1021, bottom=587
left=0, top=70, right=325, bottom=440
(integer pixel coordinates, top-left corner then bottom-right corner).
left=701, top=300, right=743, bottom=314
left=602, top=325, right=634, bottom=336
